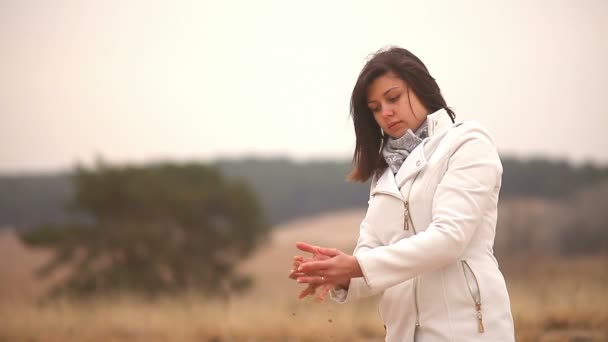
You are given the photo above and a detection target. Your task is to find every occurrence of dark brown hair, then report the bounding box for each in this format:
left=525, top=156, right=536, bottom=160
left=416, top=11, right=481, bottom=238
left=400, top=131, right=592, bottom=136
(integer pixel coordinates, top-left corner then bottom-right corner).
left=348, top=46, right=455, bottom=182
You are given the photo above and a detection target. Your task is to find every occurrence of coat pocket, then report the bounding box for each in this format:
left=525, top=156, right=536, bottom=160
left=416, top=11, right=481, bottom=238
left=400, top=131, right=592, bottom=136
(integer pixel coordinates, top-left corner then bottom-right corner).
left=461, top=260, right=485, bottom=333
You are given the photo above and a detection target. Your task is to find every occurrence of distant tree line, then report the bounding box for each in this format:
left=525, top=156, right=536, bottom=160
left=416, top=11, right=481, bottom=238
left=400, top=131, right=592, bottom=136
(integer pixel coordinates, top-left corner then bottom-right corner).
left=495, top=180, right=608, bottom=257
left=2, top=157, right=607, bottom=229
left=499, top=158, right=608, bottom=198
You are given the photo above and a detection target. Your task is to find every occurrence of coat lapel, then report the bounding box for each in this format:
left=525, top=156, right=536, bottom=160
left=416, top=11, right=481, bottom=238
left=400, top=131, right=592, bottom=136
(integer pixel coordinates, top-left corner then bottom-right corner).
left=394, top=142, right=429, bottom=188
left=371, top=168, right=403, bottom=200
left=369, top=108, right=456, bottom=196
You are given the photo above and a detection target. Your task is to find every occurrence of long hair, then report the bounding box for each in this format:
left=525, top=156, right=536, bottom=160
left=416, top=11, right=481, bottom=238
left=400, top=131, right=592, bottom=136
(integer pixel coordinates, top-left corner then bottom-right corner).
left=348, top=46, right=455, bottom=182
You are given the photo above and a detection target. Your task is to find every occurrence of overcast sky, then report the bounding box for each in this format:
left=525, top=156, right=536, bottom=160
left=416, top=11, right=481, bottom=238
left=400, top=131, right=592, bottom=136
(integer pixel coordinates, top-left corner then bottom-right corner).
left=1, top=0, right=607, bottom=173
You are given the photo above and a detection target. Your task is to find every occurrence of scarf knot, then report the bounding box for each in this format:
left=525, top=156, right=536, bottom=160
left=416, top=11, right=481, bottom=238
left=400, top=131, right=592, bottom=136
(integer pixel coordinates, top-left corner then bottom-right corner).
left=382, top=120, right=429, bottom=174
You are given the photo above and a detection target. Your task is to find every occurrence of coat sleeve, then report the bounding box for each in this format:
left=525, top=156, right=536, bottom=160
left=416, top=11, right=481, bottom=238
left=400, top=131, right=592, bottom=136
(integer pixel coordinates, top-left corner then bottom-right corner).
left=331, top=180, right=385, bottom=303
left=355, top=124, right=502, bottom=293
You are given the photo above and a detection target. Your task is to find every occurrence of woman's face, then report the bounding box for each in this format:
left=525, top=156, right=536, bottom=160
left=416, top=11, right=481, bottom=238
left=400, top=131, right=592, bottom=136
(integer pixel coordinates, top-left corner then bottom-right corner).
left=366, top=71, right=428, bottom=139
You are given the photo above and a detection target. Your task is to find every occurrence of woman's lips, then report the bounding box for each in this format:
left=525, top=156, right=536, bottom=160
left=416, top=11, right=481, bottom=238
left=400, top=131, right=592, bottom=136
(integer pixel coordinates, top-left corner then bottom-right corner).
left=388, top=121, right=403, bottom=130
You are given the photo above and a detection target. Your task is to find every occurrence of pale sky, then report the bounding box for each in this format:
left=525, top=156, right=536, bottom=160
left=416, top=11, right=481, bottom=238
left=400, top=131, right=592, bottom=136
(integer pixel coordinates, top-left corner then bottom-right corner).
left=1, top=0, right=607, bottom=173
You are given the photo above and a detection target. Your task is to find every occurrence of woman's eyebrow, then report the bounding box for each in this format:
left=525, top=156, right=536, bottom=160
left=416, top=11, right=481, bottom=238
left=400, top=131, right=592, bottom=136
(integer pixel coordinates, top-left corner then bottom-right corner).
left=383, top=86, right=400, bottom=95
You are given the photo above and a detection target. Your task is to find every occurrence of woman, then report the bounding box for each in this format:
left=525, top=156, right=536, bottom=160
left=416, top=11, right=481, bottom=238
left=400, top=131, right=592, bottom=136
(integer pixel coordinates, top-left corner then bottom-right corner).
left=289, top=47, right=515, bottom=341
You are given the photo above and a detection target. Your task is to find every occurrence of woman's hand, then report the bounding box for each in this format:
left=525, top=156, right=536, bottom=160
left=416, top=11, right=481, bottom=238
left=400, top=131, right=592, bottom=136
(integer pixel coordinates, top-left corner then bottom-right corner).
left=294, top=242, right=363, bottom=290
left=289, top=251, right=329, bottom=280
left=289, top=246, right=332, bottom=301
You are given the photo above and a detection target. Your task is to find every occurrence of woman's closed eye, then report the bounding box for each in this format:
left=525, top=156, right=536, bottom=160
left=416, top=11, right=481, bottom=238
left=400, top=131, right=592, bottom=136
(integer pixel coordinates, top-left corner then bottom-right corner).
left=387, top=94, right=400, bottom=103
left=368, top=94, right=400, bottom=113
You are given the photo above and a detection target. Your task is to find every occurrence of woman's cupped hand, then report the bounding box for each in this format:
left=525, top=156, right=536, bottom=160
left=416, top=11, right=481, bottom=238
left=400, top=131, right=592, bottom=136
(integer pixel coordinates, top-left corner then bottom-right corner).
left=288, top=242, right=362, bottom=302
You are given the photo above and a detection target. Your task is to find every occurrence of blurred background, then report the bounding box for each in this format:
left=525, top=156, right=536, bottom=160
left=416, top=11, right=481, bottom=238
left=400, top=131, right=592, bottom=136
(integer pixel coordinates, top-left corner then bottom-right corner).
left=1, top=0, right=607, bottom=341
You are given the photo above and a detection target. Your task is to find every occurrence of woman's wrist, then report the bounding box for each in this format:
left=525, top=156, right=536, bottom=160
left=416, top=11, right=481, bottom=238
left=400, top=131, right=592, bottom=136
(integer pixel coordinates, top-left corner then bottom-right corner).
left=334, top=255, right=361, bottom=290
left=349, top=255, right=363, bottom=278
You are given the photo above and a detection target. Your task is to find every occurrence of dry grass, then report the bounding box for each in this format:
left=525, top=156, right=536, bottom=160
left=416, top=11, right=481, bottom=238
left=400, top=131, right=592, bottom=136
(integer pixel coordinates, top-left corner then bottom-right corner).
left=1, top=210, right=607, bottom=341
left=0, top=296, right=383, bottom=342
left=502, top=256, right=608, bottom=341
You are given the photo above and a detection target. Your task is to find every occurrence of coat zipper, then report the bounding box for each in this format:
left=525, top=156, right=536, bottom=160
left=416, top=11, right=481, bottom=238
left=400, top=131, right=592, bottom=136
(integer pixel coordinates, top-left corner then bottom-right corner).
left=461, top=260, right=485, bottom=333
left=404, top=174, right=421, bottom=333
left=404, top=198, right=421, bottom=335
left=403, top=201, right=417, bottom=233
left=373, top=173, right=422, bottom=333
left=402, top=172, right=419, bottom=234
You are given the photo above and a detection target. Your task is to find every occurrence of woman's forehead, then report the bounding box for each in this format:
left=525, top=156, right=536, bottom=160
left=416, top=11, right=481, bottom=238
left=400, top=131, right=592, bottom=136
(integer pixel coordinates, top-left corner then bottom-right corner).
left=367, top=72, right=407, bottom=99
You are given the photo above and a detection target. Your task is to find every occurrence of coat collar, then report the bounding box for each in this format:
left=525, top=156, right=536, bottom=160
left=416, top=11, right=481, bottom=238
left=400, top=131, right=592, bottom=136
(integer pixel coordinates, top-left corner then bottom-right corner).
left=427, top=107, right=454, bottom=138
left=371, top=108, right=454, bottom=200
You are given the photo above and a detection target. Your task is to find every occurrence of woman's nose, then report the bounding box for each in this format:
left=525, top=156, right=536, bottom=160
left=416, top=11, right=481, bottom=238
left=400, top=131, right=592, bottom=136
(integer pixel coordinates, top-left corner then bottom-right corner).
left=381, top=106, right=394, bottom=117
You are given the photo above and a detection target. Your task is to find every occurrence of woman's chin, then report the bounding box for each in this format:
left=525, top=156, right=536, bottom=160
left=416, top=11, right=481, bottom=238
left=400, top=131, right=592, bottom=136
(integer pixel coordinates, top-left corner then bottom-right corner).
left=388, top=129, right=407, bottom=139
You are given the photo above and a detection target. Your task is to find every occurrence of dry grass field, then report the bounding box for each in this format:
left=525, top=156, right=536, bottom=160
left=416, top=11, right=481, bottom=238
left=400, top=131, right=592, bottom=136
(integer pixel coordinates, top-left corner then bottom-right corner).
left=0, top=209, right=607, bottom=342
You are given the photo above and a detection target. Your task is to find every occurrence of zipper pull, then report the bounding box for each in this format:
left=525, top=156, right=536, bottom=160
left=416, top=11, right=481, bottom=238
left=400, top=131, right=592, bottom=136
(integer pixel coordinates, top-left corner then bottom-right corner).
left=475, top=303, right=485, bottom=333
left=403, top=202, right=409, bottom=230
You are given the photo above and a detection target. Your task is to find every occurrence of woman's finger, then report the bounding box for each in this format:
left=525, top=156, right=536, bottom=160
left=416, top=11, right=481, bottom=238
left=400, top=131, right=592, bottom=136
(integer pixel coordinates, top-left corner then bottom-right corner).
left=298, top=259, right=332, bottom=274
left=298, top=284, right=317, bottom=299
left=296, top=275, right=327, bottom=285
left=293, top=255, right=316, bottom=267
left=289, top=270, right=308, bottom=279
left=315, top=284, right=332, bottom=302
left=295, top=242, right=320, bottom=254
left=317, top=247, right=341, bottom=257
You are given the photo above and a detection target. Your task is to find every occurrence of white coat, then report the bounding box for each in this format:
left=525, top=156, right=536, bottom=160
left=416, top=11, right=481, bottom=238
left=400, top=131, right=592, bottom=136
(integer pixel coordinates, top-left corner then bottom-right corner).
left=331, top=108, right=515, bottom=341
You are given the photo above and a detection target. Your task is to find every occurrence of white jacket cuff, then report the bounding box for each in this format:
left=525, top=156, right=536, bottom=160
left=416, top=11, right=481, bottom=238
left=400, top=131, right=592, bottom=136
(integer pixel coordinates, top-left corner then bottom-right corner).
left=330, top=277, right=374, bottom=303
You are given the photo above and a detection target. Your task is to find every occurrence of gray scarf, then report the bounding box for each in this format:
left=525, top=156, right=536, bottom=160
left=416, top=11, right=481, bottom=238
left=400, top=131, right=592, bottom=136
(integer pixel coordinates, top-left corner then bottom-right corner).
left=382, top=120, right=429, bottom=174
